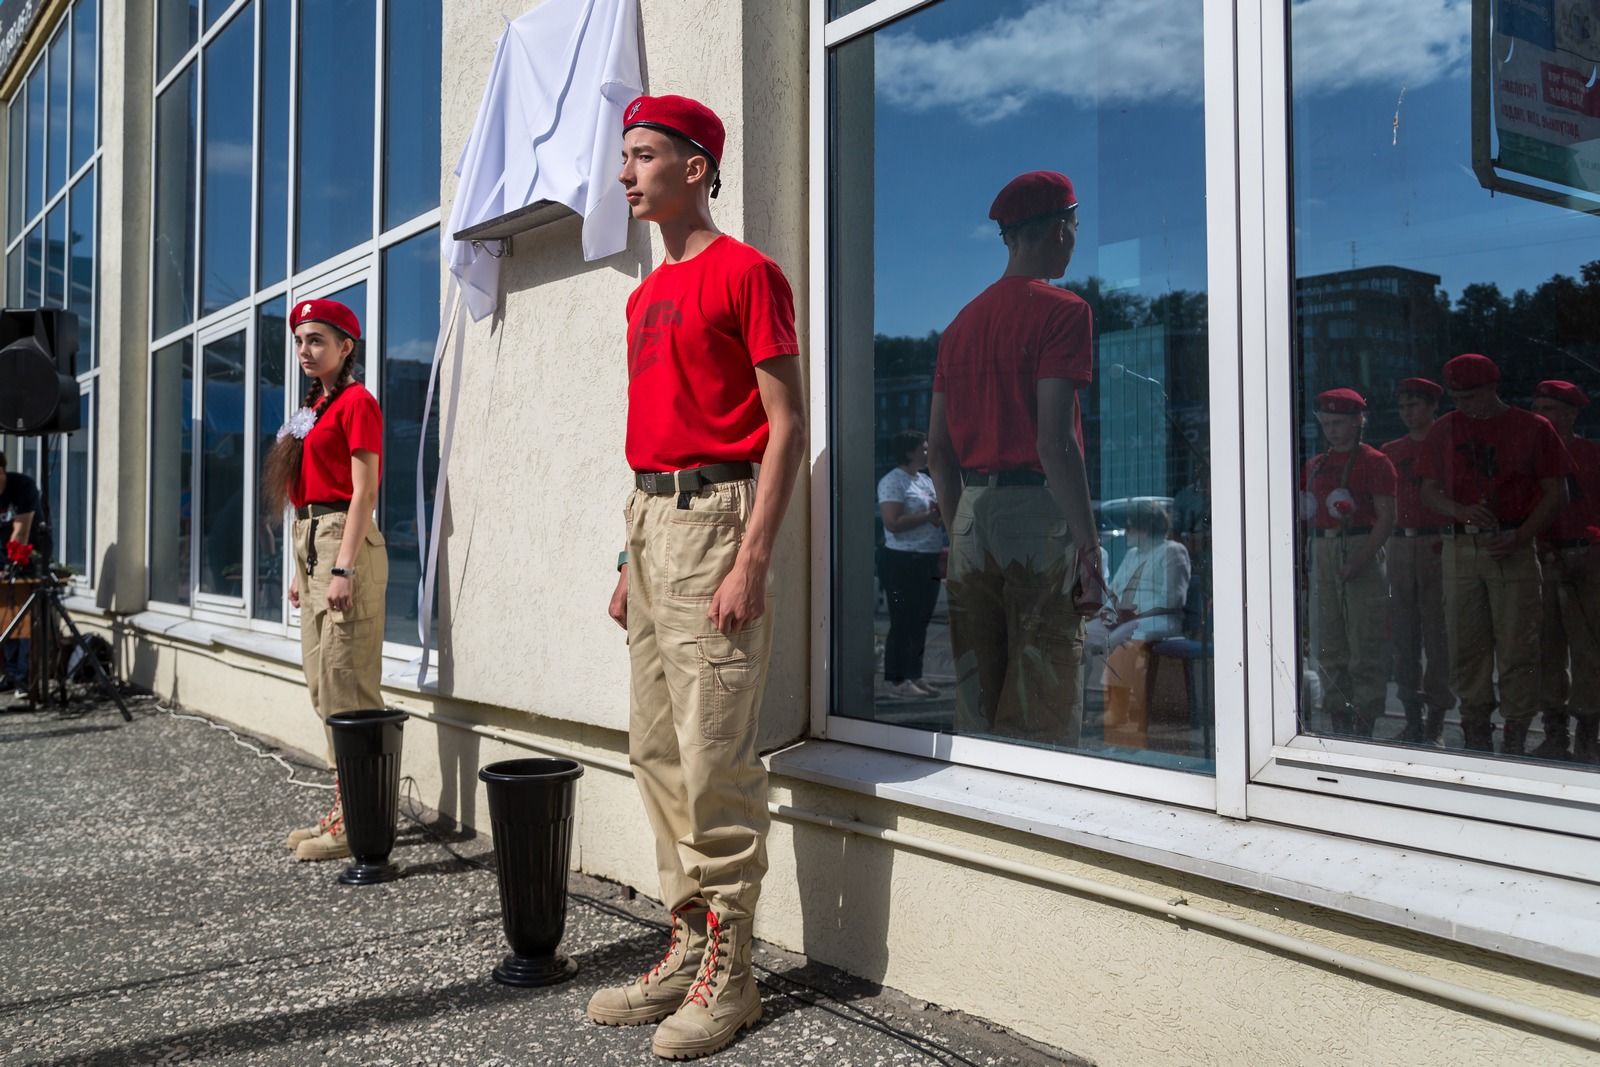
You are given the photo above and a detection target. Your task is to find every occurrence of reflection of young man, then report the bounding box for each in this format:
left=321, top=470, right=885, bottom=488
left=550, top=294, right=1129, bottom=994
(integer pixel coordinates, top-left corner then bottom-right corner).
left=1301, top=389, right=1396, bottom=738
left=1528, top=380, right=1600, bottom=763
left=928, top=170, right=1102, bottom=747
left=587, top=95, right=806, bottom=1060
left=1380, top=377, right=1454, bottom=744
left=1419, top=354, right=1570, bottom=755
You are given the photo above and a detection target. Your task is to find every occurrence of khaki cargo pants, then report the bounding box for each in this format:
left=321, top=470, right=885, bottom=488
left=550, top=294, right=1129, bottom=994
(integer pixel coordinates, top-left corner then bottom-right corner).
left=1387, top=534, right=1453, bottom=715
left=625, top=479, right=773, bottom=924
left=1307, top=536, right=1390, bottom=734
left=1538, top=545, right=1600, bottom=724
left=1443, top=533, right=1541, bottom=732
left=293, top=511, right=389, bottom=767
left=947, top=485, right=1083, bottom=747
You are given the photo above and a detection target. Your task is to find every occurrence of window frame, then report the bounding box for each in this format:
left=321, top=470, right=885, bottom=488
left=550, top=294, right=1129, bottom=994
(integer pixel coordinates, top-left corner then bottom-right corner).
left=142, top=0, right=441, bottom=655
left=810, top=0, right=1247, bottom=812
left=3, top=0, right=102, bottom=590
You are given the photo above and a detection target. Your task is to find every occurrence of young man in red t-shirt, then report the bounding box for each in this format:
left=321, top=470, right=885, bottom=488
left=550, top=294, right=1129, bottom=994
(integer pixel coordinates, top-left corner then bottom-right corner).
left=928, top=170, right=1103, bottom=747
left=1301, top=389, right=1396, bottom=738
left=584, top=95, right=805, bottom=1060
left=1380, top=377, right=1454, bottom=744
left=1419, top=353, right=1571, bottom=754
left=1529, top=380, right=1600, bottom=762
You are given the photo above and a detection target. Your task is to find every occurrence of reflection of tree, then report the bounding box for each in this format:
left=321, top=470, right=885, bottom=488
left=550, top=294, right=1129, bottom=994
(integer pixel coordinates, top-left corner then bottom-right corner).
left=1441, top=261, right=1600, bottom=385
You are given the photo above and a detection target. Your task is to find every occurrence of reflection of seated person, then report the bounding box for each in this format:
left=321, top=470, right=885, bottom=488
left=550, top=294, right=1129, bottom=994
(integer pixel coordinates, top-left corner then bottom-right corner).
left=1, top=451, right=51, bottom=698
left=927, top=170, right=1103, bottom=748
left=1094, top=501, right=1190, bottom=748
left=876, top=430, right=945, bottom=700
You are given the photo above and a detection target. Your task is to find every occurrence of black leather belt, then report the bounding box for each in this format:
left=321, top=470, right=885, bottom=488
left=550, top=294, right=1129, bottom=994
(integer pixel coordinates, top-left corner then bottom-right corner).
left=1313, top=526, right=1373, bottom=538
left=634, top=461, right=753, bottom=494
left=961, top=469, right=1047, bottom=488
left=1449, top=522, right=1519, bottom=535
left=1394, top=526, right=1444, bottom=537
left=295, top=501, right=350, bottom=520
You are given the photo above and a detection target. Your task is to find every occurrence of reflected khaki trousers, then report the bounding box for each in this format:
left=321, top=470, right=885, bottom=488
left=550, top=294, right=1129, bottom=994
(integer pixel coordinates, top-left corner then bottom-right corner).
left=947, top=485, right=1083, bottom=746
left=1539, top=545, right=1600, bottom=721
left=1387, top=534, right=1453, bottom=714
left=293, top=512, right=389, bottom=767
left=1443, top=534, right=1541, bottom=729
left=625, top=480, right=772, bottom=923
left=1308, top=537, right=1390, bottom=731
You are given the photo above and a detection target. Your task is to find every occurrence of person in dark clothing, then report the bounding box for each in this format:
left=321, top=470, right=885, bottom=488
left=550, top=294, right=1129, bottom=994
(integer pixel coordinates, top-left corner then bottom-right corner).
left=1, top=451, right=51, bottom=695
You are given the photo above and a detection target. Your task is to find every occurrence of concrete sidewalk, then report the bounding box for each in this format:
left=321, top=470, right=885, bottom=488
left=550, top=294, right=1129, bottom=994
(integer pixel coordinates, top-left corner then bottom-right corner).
left=0, top=693, right=1079, bottom=1066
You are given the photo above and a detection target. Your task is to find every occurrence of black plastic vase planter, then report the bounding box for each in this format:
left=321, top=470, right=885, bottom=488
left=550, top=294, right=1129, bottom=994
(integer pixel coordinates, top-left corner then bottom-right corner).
left=478, top=757, right=585, bottom=987
left=327, top=708, right=407, bottom=885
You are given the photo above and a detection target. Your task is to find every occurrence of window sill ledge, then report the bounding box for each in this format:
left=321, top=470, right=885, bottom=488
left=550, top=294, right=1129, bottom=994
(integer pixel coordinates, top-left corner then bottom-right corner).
left=767, top=740, right=1600, bottom=980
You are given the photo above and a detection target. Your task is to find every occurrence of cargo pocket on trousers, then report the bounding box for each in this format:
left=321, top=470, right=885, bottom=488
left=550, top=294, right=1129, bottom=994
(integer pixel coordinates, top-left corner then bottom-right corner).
left=696, top=624, right=764, bottom=741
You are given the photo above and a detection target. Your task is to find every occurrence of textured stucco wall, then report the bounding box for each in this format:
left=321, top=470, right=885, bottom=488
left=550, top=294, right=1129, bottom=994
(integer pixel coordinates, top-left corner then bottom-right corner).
left=109, top=621, right=1600, bottom=1067
left=433, top=0, right=810, bottom=752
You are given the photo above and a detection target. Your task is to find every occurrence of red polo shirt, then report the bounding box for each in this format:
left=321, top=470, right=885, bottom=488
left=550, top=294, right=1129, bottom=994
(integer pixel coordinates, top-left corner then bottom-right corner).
left=1381, top=434, right=1452, bottom=528
left=933, top=277, right=1092, bottom=471
left=625, top=235, right=799, bottom=471
left=1546, top=436, right=1600, bottom=540
left=292, top=384, right=384, bottom=509
left=1300, top=444, right=1397, bottom=529
left=1418, top=407, right=1571, bottom=525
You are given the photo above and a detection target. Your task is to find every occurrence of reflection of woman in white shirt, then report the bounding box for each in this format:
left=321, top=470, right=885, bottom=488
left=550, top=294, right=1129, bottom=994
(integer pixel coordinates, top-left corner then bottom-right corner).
left=876, top=431, right=945, bottom=699
left=1101, top=501, right=1190, bottom=749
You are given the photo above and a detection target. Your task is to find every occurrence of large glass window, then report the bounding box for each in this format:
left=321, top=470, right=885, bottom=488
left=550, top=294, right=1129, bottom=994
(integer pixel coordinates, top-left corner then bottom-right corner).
left=45, top=28, right=69, bottom=197
left=199, top=6, right=254, bottom=315
left=70, top=0, right=96, bottom=170
left=158, top=0, right=200, bottom=82
left=1287, top=0, right=1600, bottom=775
left=296, top=0, right=375, bottom=270
left=828, top=0, right=1215, bottom=784
left=147, top=0, right=441, bottom=644
left=150, top=340, right=195, bottom=605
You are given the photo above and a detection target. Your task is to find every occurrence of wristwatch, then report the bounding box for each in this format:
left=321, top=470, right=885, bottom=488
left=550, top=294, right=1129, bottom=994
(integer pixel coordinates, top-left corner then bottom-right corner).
left=330, top=566, right=354, bottom=578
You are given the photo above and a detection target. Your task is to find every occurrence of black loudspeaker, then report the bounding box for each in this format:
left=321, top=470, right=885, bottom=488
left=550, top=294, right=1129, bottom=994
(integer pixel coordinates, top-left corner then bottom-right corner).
left=0, top=309, right=80, bottom=436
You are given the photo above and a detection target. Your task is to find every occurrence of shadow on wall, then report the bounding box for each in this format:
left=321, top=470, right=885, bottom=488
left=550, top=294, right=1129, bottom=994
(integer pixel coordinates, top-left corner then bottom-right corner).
left=435, top=712, right=482, bottom=831
left=492, top=212, right=655, bottom=317
left=94, top=541, right=118, bottom=612
left=793, top=808, right=896, bottom=985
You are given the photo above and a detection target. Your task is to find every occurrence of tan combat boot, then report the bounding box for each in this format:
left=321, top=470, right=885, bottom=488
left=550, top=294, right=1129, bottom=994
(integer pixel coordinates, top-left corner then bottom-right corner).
left=293, top=815, right=349, bottom=861
left=586, top=907, right=709, bottom=1026
left=650, top=910, right=761, bottom=1060
left=285, top=781, right=342, bottom=849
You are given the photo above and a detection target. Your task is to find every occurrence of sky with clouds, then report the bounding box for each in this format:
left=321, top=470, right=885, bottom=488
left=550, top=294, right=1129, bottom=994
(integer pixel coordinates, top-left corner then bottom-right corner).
left=861, top=0, right=1600, bottom=338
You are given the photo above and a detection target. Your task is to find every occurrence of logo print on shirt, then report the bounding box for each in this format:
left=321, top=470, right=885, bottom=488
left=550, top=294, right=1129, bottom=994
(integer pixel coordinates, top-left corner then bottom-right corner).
left=629, top=300, right=681, bottom=379
left=1459, top=441, right=1498, bottom=479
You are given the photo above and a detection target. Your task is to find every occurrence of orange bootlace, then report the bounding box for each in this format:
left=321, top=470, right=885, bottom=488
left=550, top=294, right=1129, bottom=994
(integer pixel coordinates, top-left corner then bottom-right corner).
left=318, top=780, right=342, bottom=832
left=641, top=911, right=684, bottom=986
left=685, top=912, right=723, bottom=1008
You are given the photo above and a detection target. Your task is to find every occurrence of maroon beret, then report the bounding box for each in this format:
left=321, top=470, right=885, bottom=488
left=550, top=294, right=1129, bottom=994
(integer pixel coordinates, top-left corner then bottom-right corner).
left=1535, top=379, right=1590, bottom=407
left=623, top=94, right=725, bottom=169
left=1443, top=353, right=1500, bottom=390
left=290, top=298, right=361, bottom=341
left=1316, top=388, right=1366, bottom=414
left=1396, top=377, right=1442, bottom=400
left=989, top=171, right=1078, bottom=231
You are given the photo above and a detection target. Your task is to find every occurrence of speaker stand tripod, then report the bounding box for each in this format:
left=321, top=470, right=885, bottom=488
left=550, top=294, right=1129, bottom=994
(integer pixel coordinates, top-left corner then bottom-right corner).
left=0, top=572, right=132, bottom=721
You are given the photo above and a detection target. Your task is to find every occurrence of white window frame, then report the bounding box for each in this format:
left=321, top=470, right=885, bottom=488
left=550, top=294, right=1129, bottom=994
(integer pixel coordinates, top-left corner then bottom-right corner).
left=142, top=0, right=442, bottom=657
left=809, top=0, right=1248, bottom=812
left=3, top=0, right=103, bottom=591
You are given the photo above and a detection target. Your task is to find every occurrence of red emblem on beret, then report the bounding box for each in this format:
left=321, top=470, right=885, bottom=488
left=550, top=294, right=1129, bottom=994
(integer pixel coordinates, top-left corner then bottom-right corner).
left=1316, top=388, right=1366, bottom=414
left=1535, top=379, right=1589, bottom=408
left=1443, top=353, right=1500, bottom=390
left=989, top=171, right=1078, bottom=231
left=290, top=298, right=362, bottom=341
left=622, top=94, right=725, bottom=169
left=1396, top=377, right=1442, bottom=400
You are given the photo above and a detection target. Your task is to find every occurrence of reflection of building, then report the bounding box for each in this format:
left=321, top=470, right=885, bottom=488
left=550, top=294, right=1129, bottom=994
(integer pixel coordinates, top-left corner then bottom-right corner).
left=1296, top=266, right=1446, bottom=444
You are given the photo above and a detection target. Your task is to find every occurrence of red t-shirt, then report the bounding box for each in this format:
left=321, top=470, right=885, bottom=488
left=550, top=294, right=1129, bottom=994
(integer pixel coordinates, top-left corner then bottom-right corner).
left=292, top=384, right=384, bottom=508
left=1300, top=444, right=1396, bottom=529
left=1546, top=436, right=1600, bottom=540
left=1418, top=407, right=1571, bottom=525
left=625, top=235, right=799, bottom=471
left=1380, top=434, right=1451, bottom=528
left=932, top=277, right=1092, bottom=472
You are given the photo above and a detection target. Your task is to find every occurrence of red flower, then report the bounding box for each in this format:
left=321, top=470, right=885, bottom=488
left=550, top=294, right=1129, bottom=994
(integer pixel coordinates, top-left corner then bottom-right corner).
left=1332, top=500, right=1354, bottom=515
left=5, top=542, right=35, bottom=565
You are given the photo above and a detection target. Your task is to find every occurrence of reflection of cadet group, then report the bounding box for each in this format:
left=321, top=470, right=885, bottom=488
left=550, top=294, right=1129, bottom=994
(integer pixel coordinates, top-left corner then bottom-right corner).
left=1303, top=352, right=1598, bottom=762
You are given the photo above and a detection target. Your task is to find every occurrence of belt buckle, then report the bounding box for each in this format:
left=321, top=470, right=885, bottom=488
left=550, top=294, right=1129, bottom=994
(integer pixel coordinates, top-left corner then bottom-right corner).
left=641, top=472, right=660, bottom=494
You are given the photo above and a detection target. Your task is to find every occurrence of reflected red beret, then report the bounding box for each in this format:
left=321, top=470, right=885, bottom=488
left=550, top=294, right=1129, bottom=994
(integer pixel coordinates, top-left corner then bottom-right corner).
left=989, top=171, right=1078, bottom=231
left=1397, top=377, right=1442, bottom=400
left=1536, top=379, right=1589, bottom=407
left=1443, top=353, right=1500, bottom=390
left=290, top=298, right=361, bottom=341
left=623, top=94, right=725, bottom=169
left=1316, top=388, right=1366, bottom=414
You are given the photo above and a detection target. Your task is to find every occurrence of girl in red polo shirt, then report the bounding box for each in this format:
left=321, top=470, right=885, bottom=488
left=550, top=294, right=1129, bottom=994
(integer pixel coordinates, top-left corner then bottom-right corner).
left=262, top=298, right=388, bottom=862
